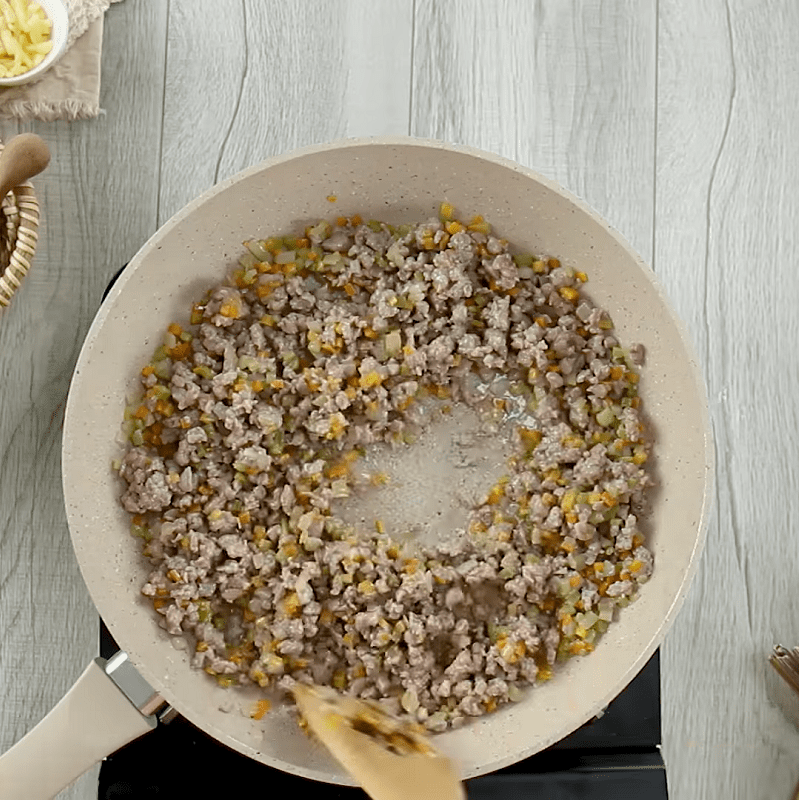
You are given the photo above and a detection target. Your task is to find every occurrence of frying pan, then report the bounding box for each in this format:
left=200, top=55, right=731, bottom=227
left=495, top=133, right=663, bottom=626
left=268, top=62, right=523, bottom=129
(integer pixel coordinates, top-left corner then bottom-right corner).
left=0, top=138, right=714, bottom=799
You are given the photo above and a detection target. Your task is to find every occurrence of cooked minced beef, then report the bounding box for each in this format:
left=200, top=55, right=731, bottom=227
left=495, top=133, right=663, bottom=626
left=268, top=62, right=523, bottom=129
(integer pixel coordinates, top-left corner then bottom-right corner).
left=118, top=211, right=653, bottom=732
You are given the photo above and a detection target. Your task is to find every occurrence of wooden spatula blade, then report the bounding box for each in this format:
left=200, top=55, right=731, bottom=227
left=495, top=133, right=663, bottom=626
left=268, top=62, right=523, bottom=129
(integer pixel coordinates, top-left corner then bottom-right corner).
left=292, top=684, right=465, bottom=800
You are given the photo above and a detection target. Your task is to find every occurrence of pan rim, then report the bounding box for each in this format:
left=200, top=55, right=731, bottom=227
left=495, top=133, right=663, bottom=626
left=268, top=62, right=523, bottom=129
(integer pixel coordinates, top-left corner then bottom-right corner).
left=62, top=135, right=715, bottom=784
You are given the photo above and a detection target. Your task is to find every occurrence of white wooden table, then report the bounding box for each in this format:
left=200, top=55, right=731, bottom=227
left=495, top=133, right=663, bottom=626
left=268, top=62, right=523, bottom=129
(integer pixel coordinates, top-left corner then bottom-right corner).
left=2, top=2, right=798, bottom=798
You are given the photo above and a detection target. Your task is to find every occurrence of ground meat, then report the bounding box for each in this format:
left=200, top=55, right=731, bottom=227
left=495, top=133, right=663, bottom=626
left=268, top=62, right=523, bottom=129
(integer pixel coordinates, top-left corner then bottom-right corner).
left=117, top=211, right=653, bottom=732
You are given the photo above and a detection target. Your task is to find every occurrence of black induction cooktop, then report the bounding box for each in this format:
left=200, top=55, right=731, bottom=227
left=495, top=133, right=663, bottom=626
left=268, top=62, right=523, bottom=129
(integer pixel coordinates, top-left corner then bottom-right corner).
left=98, top=620, right=666, bottom=799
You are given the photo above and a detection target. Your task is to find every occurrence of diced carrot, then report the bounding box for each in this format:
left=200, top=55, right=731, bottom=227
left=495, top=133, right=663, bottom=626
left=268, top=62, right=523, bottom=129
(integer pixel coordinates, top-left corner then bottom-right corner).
left=251, top=699, right=271, bottom=720
left=170, top=342, right=191, bottom=360
left=326, top=461, right=350, bottom=479
left=219, top=300, right=241, bottom=318
left=559, top=286, right=579, bottom=302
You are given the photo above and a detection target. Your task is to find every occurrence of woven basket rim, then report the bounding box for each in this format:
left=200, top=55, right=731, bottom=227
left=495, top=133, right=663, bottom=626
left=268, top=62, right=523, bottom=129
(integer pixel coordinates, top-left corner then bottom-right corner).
left=0, top=138, right=40, bottom=310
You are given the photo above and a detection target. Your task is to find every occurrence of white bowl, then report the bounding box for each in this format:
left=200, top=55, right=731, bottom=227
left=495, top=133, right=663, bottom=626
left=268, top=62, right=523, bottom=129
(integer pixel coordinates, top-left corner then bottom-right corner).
left=0, top=0, right=69, bottom=87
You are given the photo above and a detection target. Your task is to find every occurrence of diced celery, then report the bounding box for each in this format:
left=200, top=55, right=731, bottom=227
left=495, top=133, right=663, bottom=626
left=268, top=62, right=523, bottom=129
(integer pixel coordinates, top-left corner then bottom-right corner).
left=239, top=252, right=258, bottom=269
left=498, top=566, right=515, bottom=580
left=385, top=329, right=402, bottom=358
left=154, top=360, right=171, bottom=380
left=598, top=598, right=615, bottom=622
left=245, top=240, right=272, bottom=261
left=281, top=352, right=300, bottom=371
left=596, top=407, right=615, bottom=427
left=308, top=221, right=332, bottom=241
left=239, top=355, right=260, bottom=372
left=130, top=523, right=148, bottom=539
left=577, top=611, right=599, bottom=629
left=487, top=623, right=508, bottom=643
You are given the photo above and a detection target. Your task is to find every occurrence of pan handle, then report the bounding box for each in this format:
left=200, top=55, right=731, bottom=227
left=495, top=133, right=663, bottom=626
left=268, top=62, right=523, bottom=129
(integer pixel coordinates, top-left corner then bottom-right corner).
left=0, top=654, right=161, bottom=800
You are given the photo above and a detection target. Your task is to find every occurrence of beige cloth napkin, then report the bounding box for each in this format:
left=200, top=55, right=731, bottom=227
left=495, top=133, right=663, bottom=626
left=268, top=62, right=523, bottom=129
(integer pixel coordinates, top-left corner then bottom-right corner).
left=0, top=0, right=123, bottom=122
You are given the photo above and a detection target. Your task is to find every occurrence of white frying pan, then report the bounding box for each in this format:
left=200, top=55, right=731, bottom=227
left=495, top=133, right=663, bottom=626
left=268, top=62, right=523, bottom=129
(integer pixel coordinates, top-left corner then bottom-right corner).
left=0, top=138, right=713, bottom=799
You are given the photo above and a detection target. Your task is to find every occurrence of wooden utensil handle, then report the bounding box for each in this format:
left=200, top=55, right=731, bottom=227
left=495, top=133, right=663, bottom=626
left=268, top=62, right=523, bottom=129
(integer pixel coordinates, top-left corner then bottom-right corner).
left=0, top=134, right=50, bottom=199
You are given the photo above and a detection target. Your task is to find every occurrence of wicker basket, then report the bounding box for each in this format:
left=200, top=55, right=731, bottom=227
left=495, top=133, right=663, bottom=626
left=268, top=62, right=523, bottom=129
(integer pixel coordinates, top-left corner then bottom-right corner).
left=0, top=139, right=40, bottom=309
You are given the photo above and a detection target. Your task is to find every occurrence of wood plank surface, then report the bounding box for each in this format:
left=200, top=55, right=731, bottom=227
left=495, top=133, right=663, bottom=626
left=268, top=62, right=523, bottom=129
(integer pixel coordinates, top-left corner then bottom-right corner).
left=1, top=1, right=412, bottom=798
left=411, top=0, right=656, bottom=261
left=0, top=2, right=169, bottom=797
left=656, top=2, right=799, bottom=798
left=158, top=0, right=413, bottom=225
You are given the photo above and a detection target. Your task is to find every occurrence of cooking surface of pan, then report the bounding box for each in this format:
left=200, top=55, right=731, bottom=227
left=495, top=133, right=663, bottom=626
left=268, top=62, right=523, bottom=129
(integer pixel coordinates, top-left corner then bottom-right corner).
left=62, top=137, right=713, bottom=784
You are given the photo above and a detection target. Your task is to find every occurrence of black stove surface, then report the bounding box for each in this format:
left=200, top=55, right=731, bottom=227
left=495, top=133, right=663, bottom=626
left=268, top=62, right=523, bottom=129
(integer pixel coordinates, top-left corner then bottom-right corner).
left=98, top=622, right=666, bottom=799
left=98, top=266, right=667, bottom=799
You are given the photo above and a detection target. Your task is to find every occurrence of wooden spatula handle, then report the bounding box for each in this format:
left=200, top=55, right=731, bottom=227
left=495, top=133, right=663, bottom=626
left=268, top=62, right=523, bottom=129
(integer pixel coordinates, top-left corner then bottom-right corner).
left=0, top=133, right=50, bottom=199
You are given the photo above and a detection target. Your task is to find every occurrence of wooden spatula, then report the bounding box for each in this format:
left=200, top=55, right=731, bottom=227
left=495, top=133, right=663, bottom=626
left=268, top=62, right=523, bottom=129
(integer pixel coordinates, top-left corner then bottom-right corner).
left=0, top=133, right=50, bottom=200
left=292, top=684, right=465, bottom=800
